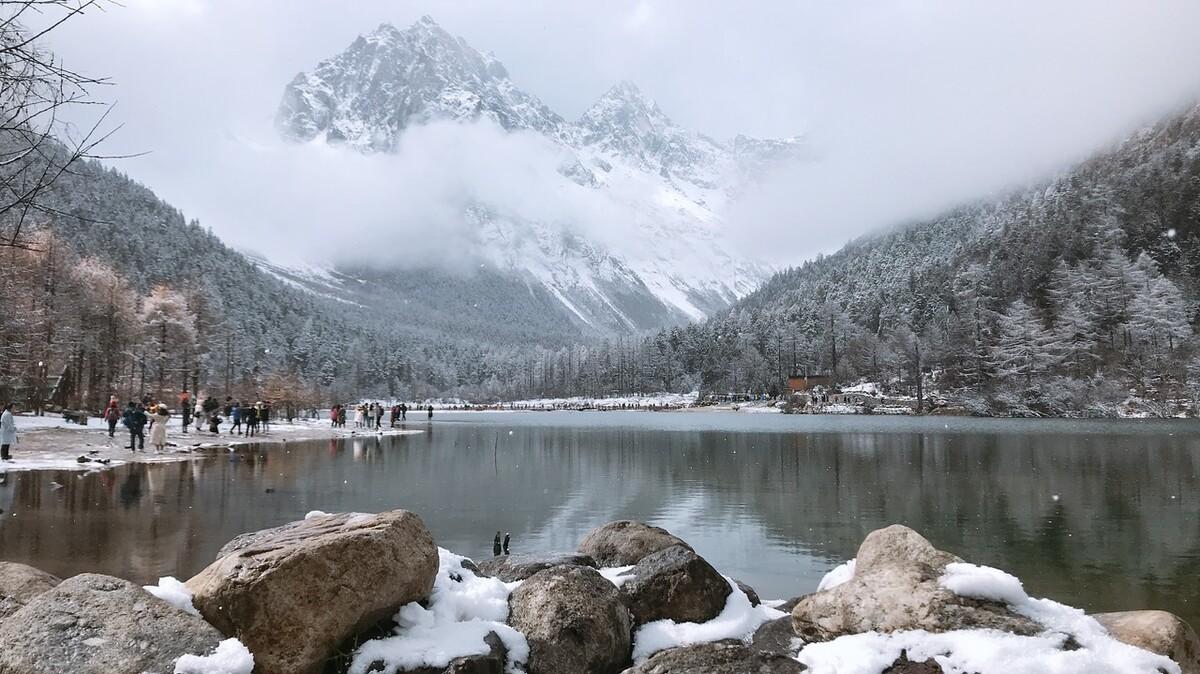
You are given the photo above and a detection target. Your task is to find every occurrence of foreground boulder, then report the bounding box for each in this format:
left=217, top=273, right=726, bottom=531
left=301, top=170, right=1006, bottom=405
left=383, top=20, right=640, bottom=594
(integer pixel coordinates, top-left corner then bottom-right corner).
left=0, top=561, right=61, bottom=625
left=617, top=545, right=731, bottom=625
left=579, top=520, right=692, bottom=566
left=791, top=524, right=1040, bottom=642
left=477, top=552, right=596, bottom=582
left=187, top=510, right=438, bottom=674
left=1095, top=610, right=1200, bottom=674
left=508, top=565, right=633, bottom=674
left=620, top=641, right=806, bottom=673
left=0, top=573, right=223, bottom=674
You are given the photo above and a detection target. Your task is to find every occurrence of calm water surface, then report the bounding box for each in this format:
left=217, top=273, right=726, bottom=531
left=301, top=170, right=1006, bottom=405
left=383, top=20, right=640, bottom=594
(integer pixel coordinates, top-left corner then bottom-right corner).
left=2, top=411, right=1199, bottom=625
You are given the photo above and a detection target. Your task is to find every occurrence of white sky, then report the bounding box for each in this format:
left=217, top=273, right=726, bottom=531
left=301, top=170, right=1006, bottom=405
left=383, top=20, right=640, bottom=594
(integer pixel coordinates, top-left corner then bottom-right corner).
left=39, top=0, right=1200, bottom=266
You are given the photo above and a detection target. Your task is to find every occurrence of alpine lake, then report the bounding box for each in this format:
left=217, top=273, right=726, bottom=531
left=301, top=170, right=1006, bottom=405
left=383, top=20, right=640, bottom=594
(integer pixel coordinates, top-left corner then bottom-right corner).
left=2, top=411, right=1198, bottom=626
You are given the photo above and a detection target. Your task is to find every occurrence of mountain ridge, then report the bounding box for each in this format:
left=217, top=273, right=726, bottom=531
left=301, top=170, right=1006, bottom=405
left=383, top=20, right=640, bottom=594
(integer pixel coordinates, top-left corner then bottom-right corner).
left=272, top=17, right=801, bottom=336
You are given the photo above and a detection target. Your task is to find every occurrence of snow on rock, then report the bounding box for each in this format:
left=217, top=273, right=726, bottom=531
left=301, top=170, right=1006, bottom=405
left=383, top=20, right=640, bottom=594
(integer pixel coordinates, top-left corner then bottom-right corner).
left=173, top=638, right=255, bottom=674
left=816, top=558, right=856, bottom=592
left=144, top=576, right=199, bottom=616
left=598, top=565, right=636, bottom=588
left=797, top=561, right=1182, bottom=674
left=938, top=562, right=1027, bottom=606
left=630, top=577, right=783, bottom=662
left=347, top=549, right=529, bottom=674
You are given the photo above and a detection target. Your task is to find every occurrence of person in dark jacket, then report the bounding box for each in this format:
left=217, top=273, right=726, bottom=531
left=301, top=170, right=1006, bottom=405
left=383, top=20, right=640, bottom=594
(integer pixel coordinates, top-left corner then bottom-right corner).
left=400, top=403, right=407, bottom=421
left=244, top=405, right=258, bottom=437
left=229, top=402, right=243, bottom=435
left=426, top=404, right=433, bottom=420
left=374, top=403, right=383, bottom=430
left=123, top=402, right=147, bottom=451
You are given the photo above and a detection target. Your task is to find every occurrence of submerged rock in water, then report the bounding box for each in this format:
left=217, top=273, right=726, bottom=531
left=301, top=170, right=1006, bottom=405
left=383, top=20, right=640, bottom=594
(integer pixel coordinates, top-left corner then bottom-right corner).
left=0, top=573, right=223, bottom=674
left=508, top=565, right=633, bottom=674
left=620, top=641, right=806, bottom=673
left=791, top=524, right=1040, bottom=642
left=186, top=509, right=438, bottom=674
left=1094, top=610, right=1200, bottom=674
left=0, top=561, right=61, bottom=626
left=476, top=551, right=596, bottom=582
left=579, top=520, right=693, bottom=566
left=617, top=545, right=731, bottom=625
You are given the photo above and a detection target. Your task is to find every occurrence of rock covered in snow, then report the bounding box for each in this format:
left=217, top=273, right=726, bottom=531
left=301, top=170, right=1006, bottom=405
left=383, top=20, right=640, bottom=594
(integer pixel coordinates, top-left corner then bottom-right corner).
left=618, top=641, right=806, bottom=673
left=791, top=524, right=1040, bottom=642
left=507, top=565, right=633, bottom=674
left=881, top=651, right=944, bottom=673
left=377, top=630, right=507, bottom=674
left=734, top=579, right=761, bottom=607
left=1094, top=610, right=1200, bottom=674
left=186, top=510, right=438, bottom=674
left=0, top=573, right=224, bottom=674
left=476, top=551, right=596, bottom=582
left=616, top=545, right=731, bottom=625
left=579, top=520, right=693, bottom=567
left=0, top=561, right=60, bottom=625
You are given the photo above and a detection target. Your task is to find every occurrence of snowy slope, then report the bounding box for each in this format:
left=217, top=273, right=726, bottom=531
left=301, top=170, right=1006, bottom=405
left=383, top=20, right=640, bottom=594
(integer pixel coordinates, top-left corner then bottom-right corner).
left=274, top=17, right=802, bottom=334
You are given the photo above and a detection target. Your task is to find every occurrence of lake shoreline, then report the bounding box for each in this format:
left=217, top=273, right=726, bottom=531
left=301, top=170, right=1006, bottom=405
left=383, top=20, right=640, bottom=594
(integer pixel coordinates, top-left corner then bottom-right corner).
left=0, top=413, right=424, bottom=474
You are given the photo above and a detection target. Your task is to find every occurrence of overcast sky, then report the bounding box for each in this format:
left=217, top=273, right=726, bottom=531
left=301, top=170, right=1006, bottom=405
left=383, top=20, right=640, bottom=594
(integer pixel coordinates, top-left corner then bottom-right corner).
left=40, top=0, right=1200, bottom=267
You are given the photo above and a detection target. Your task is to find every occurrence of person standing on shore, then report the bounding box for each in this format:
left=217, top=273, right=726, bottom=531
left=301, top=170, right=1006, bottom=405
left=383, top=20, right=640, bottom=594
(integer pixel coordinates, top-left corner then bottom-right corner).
left=427, top=404, right=433, bottom=420
left=229, top=402, right=243, bottom=436
left=179, top=391, right=191, bottom=434
left=1, top=403, right=17, bottom=461
left=104, top=400, right=121, bottom=438
left=193, top=398, right=204, bottom=432
left=337, top=405, right=347, bottom=428
left=374, top=403, right=383, bottom=430
left=124, top=402, right=147, bottom=451
left=330, top=404, right=339, bottom=428
left=149, top=404, right=170, bottom=453
left=400, top=403, right=407, bottom=421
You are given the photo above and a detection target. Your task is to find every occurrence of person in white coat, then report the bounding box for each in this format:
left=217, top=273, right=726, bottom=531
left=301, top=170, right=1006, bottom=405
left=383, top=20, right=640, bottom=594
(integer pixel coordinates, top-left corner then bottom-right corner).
left=148, top=404, right=170, bottom=452
left=1, top=403, right=17, bottom=461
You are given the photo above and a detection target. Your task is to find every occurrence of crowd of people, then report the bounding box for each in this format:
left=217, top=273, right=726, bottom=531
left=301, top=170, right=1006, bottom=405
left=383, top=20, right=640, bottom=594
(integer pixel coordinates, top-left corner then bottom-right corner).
left=0, top=395, right=439, bottom=461
left=328, top=402, right=435, bottom=429
left=96, top=393, right=274, bottom=452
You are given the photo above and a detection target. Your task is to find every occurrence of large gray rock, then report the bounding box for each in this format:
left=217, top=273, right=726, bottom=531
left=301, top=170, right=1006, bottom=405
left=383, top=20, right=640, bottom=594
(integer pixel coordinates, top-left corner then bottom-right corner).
left=1094, top=610, right=1200, bottom=674
left=579, top=520, right=692, bottom=566
left=791, top=525, right=1039, bottom=642
left=508, top=565, right=633, bottom=674
left=617, top=545, right=731, bottom=625
left=0, top=561, right=60, bottom=625
left=477, top=552, right=596, bottom=582
left=0, top=573, right=223, bottom=674
left=187, top=510, right=438, bottom=674
left=750, top=616, right=800, bottom=657
left=620, top=642, right=806, bottom=673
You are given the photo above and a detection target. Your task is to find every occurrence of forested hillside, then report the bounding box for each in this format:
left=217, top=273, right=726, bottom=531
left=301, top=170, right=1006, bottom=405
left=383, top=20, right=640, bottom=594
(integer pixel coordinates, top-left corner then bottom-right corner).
left=506, top=102, right=1200, bottom=415
left=4, top=98, right=1200, bottom=414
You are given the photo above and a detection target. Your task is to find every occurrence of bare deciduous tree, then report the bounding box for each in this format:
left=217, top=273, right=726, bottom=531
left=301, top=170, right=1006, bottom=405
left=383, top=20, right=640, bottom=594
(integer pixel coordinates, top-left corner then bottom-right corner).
left=0, top=0, right=117, bottom=249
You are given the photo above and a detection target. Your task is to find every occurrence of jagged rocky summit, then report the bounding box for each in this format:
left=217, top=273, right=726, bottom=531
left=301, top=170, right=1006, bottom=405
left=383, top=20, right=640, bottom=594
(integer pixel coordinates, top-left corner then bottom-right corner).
left=271, top=16, right=802, bottom=335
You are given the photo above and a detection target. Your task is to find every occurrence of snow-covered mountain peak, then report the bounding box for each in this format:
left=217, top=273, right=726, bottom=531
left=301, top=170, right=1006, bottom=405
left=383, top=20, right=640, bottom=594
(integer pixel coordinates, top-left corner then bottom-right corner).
left=271, top=16, right=804, bottom=335
left=276, top=17, right=565, bottom=150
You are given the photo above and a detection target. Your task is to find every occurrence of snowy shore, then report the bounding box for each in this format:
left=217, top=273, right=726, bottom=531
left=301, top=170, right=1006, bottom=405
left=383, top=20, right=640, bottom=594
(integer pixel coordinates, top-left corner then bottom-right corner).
left=0, top=413, right=423, bottom=475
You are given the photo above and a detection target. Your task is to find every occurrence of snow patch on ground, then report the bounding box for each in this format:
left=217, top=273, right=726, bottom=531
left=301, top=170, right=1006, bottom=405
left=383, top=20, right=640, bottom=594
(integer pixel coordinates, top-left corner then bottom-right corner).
left=144, top=576, right=199, bottom=616
left=173, top=638, right=255, bottom=674
left=347, top=549, right=528, bottom=674
left=630, top=577, right=783, bottom=662
left=498, top=392, right=698, bottom=410
left=816, top=558, right=856, bottom=592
